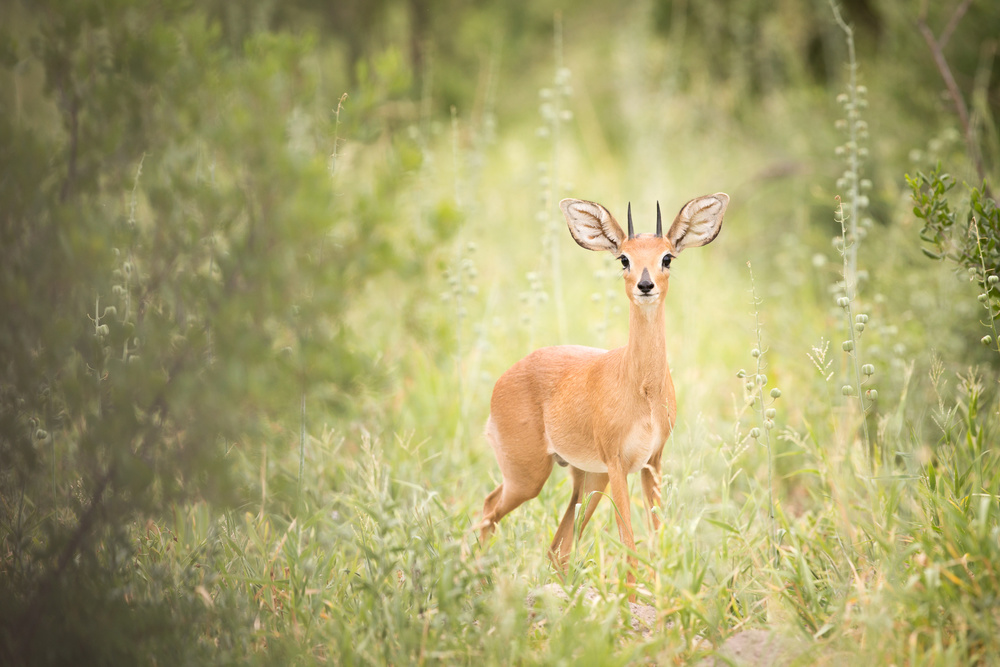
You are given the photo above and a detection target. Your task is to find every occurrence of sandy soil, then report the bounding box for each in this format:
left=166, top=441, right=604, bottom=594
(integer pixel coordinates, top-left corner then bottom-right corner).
left=528, top=584, right=815, bottom=665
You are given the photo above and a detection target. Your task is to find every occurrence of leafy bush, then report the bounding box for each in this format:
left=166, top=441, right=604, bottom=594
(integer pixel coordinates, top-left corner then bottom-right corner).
left=909, top=165, right=1000, bottom=356
left=0, top=2, right=455, bottom=663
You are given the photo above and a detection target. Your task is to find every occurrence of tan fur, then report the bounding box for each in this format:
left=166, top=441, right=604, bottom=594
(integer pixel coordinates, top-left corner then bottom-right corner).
left=479, top=193, right=729, bottom=595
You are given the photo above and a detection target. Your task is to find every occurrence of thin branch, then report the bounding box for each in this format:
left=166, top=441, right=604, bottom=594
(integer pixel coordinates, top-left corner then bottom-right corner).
left=15, top=350, right=186, bottom=660
left=917, top=22, right=971, bottom=143
left=916, top=2, right=987, bottom=187
left=15, top=466, right=115, bottom=659
left=58, top=89, right=80, bottom=204
left=939, top=0, right=973, bottom=50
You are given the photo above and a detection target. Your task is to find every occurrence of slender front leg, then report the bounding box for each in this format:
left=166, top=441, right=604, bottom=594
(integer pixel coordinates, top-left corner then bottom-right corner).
left=607, top=459, right=637, bottom=599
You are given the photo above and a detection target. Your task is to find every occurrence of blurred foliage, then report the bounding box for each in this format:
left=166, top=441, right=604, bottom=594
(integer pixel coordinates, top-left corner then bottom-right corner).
left=908, top=165, right=1000, bottom=355
left=0, top=0, right=457, bottom=662
left=910, top=165, right=999, bottom=272
left=0, top=0, right=999, bottom=664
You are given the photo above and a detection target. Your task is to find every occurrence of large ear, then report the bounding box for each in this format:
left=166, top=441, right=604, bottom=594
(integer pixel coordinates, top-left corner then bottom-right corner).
left=666, top=193, right=729, bottom=253
left=559, top=199, right=626, bottom=254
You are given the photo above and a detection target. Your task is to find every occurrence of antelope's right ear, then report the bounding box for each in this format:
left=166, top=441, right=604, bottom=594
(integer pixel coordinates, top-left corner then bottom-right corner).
left=667, top=193, right=729, bottom=253
left=560, top=199, right=626, bottom=254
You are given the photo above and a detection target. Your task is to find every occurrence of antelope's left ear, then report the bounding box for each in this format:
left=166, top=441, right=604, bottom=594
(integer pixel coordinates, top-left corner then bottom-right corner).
left=666, top=193, right=729, bottom=253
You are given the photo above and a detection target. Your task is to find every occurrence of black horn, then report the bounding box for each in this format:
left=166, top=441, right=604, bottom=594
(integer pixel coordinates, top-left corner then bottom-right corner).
left=656, top=201, right=662, bottom=237
left=627, top=202, right=634, bottom=239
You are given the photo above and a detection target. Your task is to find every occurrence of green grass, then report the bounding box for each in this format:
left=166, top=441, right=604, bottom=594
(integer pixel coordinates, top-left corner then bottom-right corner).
left=4, top=2, right=1000, bottom=665
left=129, top=77, right=998, bottom=667
left=131, top=354, right=1000, bottom=663
left=125, top=189, right=1000, bottom=661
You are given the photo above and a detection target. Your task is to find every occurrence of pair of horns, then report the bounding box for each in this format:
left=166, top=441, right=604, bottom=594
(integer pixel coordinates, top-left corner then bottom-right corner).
left=626, top=202, right=663, bottom=239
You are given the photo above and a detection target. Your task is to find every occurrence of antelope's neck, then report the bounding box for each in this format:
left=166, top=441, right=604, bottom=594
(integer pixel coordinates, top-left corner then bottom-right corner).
left=624, top=301, right=668, bottom=398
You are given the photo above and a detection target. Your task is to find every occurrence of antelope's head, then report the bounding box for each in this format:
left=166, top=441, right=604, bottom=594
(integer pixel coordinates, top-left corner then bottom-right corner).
left=560, top=194, right=729, bottom=307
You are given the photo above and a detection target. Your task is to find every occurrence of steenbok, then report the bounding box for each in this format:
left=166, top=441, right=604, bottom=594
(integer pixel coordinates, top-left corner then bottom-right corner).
left=479, top=193, right=729, bottom=591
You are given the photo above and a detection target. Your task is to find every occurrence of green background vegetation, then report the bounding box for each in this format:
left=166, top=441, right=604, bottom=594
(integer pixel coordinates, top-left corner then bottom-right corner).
left=1, top=0, right=999, bottom=664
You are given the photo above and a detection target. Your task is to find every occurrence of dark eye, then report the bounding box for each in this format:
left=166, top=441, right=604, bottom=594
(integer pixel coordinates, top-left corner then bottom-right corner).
left=619, top=256, right=630, bottom=270
left=661, top=254, right=673, bottom=270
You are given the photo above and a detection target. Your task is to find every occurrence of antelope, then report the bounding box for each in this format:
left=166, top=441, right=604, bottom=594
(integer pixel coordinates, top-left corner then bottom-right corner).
left=478, top=193, right=729, bottom=591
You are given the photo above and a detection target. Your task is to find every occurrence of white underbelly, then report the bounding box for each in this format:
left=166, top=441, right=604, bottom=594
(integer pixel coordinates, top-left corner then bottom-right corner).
left=546, top=419, right=662, bottom=474
left=563, top=452, right=609, bottom=474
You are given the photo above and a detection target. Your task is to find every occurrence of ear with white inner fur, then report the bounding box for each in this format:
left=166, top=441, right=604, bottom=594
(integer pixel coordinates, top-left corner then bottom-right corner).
left=560, top=199, right=626, bottom=254
left=666, top=193, right=729, bottom=253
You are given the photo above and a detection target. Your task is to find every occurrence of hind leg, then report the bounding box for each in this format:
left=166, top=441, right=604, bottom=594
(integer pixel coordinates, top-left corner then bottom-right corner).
left=479, top=484, right=505, bottom=541
left=549, top=467, right=585, bottom=567
left=479, top=473, right=552, bottom=543
left=479, top=416, right=553, bottom=542
left=641, top=448, right=663, bottom=532
left=578, top=471, right=609, bottom=534
left=549, top=469, right=609, bottom=567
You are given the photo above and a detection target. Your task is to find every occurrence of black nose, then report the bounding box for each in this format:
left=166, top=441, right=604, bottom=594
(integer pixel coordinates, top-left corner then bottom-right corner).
left=637, top=268, right=654, bottom=293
